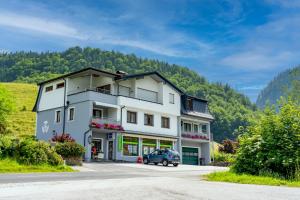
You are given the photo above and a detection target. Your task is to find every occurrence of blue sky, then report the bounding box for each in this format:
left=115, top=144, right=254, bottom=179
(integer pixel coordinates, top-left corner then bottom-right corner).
left=0, top=0, right=300, bottom=101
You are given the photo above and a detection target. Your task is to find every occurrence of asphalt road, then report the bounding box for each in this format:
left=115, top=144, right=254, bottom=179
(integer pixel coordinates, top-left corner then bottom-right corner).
left=0, top=163, right=299, bottom=200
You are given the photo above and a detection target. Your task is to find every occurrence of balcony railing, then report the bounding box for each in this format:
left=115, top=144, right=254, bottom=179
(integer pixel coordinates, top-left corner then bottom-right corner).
left=68, top=88, right=161, bottom=104
left=91, top=117, right=124, bottom=132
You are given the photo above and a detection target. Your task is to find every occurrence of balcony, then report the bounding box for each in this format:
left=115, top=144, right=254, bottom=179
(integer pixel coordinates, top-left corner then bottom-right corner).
left=67, top=89, right=118, bottom=105
left=91, top=117, right=124, bottom=132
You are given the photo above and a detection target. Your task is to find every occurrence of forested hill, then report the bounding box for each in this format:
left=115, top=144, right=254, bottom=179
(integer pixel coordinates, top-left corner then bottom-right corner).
left=0, top=46, right=256, bottom=141
left=256, top=66, right=300, bottom=109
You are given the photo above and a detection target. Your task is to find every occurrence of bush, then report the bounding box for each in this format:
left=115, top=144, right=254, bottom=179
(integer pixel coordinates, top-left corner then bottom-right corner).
left=232, top=100, right=300, bottom=180
left=55, top=142, right=85, bottom=158
left=44, top=147, right=64, bottom=166
left=55, top=142, right=85, bottom=166
left=212, top=151, right=236, bottom=166
left=17, top=139, right=63, bottom=166
left=0, top=135, right=18, bottom=158
left=218, top=139, right=238, bottom=154
left=51, top=133, right=75, bottom=143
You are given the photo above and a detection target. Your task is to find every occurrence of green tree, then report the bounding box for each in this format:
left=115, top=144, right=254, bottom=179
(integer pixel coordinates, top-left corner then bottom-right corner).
left=233, top=100, right=300, bottom=180
left=0, top=85, right=15, bottom=133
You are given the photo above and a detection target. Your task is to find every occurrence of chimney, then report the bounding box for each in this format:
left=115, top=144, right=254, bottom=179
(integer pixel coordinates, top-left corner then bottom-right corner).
left=116, top=70, right=128, bottom=76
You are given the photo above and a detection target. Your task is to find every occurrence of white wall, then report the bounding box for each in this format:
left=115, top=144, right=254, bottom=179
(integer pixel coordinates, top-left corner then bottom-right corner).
left=67, top=76, right=90, bottom=93
left=118, top=82, right=181, bottom=137
left=135, top=76, right=159, bottom=92
left=121, top=107, right=178, bottom=137
left=38, top=79, right=65, bottom=111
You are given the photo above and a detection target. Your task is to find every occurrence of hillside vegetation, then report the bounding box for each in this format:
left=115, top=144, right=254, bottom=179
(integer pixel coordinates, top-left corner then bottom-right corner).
left=0, top=47, right=256, bottom=141
left=0, top=83, right=37, bottom=137
left=257, top=66, right=300, bottom=108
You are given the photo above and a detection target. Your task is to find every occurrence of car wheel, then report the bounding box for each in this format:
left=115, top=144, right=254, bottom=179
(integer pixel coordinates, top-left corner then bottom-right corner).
left=143, top=158, right=149, bottom=164
left=173, top=163, right=178, bottom=167
left=154, top=162, right=158, bottom=165
left=162, top=159, right=168, bottom=167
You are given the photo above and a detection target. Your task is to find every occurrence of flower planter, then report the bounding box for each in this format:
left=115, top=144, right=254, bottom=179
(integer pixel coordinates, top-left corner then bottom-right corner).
left=91, top=122, right=124, bottom=131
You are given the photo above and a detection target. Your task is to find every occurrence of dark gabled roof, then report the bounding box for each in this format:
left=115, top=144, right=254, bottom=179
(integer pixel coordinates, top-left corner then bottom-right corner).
left=115, top=71, right=184, bottom=94
left=32, top=85, right=43, bottom=112
left=37, top=67, right=120, bottom=85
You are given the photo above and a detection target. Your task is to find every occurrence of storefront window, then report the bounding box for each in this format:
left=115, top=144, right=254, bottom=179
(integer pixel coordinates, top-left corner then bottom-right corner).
left=123, top=136, right=139, bottom=156
left=142, top=138, right=156, bottom=155
left=160, top=140, right=173, bottom=149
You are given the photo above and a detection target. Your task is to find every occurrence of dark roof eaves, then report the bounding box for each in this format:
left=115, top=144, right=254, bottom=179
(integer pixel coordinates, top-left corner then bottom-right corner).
left=37, top=67, right=119, bottom=85
left=116, top=71, right=184, bottom=94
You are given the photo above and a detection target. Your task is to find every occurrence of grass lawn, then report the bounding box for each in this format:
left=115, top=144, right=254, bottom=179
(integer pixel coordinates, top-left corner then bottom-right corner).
left=0, top=82, right=38, bottom=137
left=204, top=171, right=300, bottom=187
left=0, top=159, right=74, bottom=173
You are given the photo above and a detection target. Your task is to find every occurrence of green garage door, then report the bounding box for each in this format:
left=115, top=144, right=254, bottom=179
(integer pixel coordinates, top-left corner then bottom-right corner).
left=182, top=147, right=199, bottom=165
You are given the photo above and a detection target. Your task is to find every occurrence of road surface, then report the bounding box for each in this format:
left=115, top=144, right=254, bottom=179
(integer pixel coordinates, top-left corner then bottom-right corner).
left=0, top=163, right=299, bottom=200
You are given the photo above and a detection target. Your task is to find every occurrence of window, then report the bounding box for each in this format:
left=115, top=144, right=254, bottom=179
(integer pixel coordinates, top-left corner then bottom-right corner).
left=93, top=109, right=103, bottom=118
left=160, top=140, right=172, bottom=149
left=123, top=136, right=139, bottom=156
left=193, top=124, right=199, bottom=133
left=202, top=124, right=208, bottom=133
left=187, top=98, right=193, bottom=110
left=96, top=84, right=111, bottom=94
left=68, top=108, right=75, bottom=121
left=56, top=82, right=65, bottom=89
left=144, top=114, right=154, bottom=126
left=169, top=93, right=175, bottom=104
left=142, top=138, right=156, bottom=155
left=55, top=110, right=61, bottom=123
left=161, top=117, right=170, bottom=128
left=127, top=111, right=137, bottom=124
left=184, top=122, right=192, bottom=132
left=45, top=85, right=53, bottom=92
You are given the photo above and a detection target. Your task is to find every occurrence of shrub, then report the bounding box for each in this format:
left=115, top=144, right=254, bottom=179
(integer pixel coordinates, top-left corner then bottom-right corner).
left=45, top=147, right=63, bottom=166
left=51, top=133, right=75, bottom=143
left=0, top=135, right=18, bottom=158
left=55, top=142, right=85, bottom=158
left=17, top=139, right=63, bottom=166
left=232, top=100, right=300, bottom=180
left=17, top=140, right=48, bottom=165
left=212, top=150, right=236, bottom=166
left=218, top=139, right=238, bottom=154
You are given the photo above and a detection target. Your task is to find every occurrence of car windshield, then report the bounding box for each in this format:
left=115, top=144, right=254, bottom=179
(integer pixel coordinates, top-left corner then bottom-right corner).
left=165, top=149, right=179, bottom=155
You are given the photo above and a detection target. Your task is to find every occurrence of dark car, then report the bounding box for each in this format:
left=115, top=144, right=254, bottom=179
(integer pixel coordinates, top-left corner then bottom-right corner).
left=143, top=149, right=180, bottom=167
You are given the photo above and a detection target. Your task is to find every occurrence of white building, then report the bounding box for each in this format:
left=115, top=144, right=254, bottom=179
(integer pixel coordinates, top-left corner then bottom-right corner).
left=33, top=67, right=213, bottom=165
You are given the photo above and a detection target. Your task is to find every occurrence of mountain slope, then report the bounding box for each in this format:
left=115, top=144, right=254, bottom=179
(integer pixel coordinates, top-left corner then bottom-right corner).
left=256, top=66, right=300, bottom=108
left=0, top=83, right=37, bottom=136
left=0, top=47, right=256, bottom=141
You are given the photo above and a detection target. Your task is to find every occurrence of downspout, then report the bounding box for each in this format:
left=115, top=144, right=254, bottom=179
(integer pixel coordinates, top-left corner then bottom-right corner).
left=120, top=105, right=126, bottom=126
left=62, top=78, right=67, bottom=135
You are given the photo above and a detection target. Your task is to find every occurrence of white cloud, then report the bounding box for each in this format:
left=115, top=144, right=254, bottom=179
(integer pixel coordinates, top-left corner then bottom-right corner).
left=0, top=12, right=86, bottom=39
left=219, top=13, right=300, bottom=71
left=220, top=50, right=294, bottom=71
